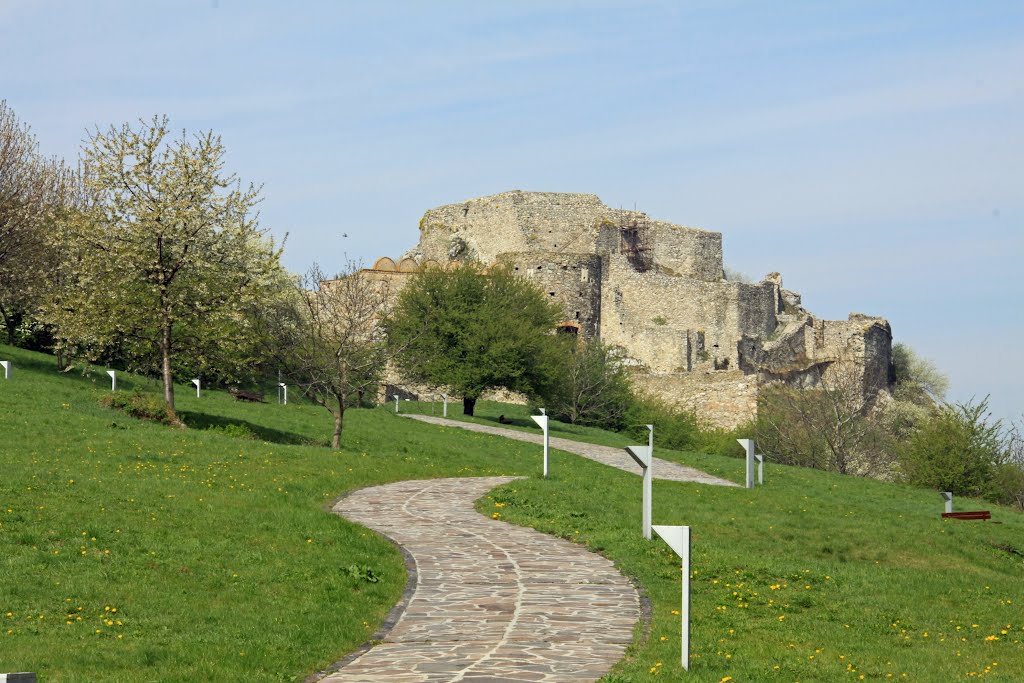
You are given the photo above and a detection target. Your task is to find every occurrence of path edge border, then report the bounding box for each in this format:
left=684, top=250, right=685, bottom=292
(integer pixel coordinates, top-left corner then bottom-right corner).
left=304, top=488, right=420, bottom=683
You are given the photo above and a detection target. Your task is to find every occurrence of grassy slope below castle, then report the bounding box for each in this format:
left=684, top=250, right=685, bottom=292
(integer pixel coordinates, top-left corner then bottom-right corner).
left=0, top=344, right=1021, bottom=682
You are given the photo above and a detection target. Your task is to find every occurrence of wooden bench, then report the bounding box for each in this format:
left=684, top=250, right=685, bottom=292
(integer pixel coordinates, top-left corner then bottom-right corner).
left=941, top=511, right=991, bottom=521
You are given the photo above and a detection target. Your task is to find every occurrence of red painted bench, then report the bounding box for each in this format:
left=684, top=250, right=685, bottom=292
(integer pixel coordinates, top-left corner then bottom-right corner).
left=941, top=511, right=991, bottom=521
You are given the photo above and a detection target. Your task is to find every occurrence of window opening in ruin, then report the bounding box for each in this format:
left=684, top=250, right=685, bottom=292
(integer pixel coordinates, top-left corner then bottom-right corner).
left=619, top=213, right=653, bottom=272
left=575, top=311, right=580, bottom=319
left=556, top=323, right=580, bottom=336
left=549, top=292, right=556, bottom=297
left=537, top=266, right=543, bottom=270
left=714, top=357, right=730, bottom=371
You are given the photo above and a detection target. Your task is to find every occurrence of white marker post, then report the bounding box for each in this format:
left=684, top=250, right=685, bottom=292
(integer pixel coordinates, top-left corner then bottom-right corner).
left=626, top=424, right=654, bottom=540
left=0, top=360, right=9, bottom=379
left=278, top=383, right=288, bottom=405
left=653, top=524, right=691, bottom=671
left=442, top=394, right=448, bottom=418
left=756, top=453, right=764, bottom=485
left=940, top=491, right=953, bottom=514
left=530, top=410, right=550, bottom=478
left=737, top=439, right=756, bottom=489
left=393, top=394, right=400, bottom=413
left=191, top=378, right=201, bottom=398
left=106, top=370, right=116, bottom=391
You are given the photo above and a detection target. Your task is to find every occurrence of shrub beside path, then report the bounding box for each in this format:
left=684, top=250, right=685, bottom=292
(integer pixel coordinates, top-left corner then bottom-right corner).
left=405, top=414, right=739, bottom=487
left=322, top=477, right=640, bottom=682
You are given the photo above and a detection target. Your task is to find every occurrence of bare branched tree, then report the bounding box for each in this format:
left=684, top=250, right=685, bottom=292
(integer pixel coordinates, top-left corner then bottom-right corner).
left=755, top=361, right=892, bottom=476
left=548, top=339, right=632, bottom=428
left=279, top=262, right=393, bottom=449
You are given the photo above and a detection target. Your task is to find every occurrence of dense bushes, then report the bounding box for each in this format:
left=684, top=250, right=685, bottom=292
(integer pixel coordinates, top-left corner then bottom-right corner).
left=897, top=399, right=1001, bottom=496
left=99, top=390, right=180, bottom=426
left=897, top=399, right=1023, bottom=509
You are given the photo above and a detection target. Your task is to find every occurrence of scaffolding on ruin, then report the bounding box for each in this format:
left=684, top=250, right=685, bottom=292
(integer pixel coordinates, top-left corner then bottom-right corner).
left=619, top=212, right=653, bottom=272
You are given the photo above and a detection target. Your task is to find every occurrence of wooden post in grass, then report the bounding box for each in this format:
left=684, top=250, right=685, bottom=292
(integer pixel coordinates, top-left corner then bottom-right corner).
left=737, top=439, right=756, bottom=489
left=191, top=378, right=201, bottom=398
left=653, top=525, right=690, bottom=671
left=393, top=394, right=400, bottom=413
left=1, top=360, right=9, bottom=379
left=530, top=408, right=550, bottom=478
left=626, top=424, right=654, bottom=540
left=107, top=370, right=116, bottom=391
left=940, top=491, right=953, bottom=514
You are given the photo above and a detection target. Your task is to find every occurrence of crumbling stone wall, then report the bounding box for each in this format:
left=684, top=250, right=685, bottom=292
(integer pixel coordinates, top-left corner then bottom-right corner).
left=356, top=190, right=892, bottom=427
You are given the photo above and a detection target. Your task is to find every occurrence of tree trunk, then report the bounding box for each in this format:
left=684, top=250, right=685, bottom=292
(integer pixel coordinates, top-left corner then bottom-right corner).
left=463, top=396, right=476, bottom=416
left=332, top=405, right=345, bottom=449
left=0, top=304, right=16, bottom=345
left=161, top=323, right=175, bottom=413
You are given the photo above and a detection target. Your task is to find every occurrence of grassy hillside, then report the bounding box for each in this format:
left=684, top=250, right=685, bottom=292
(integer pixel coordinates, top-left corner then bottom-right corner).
left=1, top=344, right=1022, bottom=682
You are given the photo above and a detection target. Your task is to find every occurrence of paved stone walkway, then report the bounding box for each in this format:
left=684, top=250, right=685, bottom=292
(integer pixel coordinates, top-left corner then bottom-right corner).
left=323, top=477, right=640, bottom=682
left=405, top=415, right=738, bottom=487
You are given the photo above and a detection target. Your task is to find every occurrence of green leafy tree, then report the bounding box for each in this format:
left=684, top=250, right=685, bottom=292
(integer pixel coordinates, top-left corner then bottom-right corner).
left=386, top=262, right=565, bottom=416
left=897, top=398, right=1002, bottom=497
left=891, top=342, right=949, bottom=404
left=548, top=338, right=633, bottom=429
left=43, top=116, right=282, bottom=417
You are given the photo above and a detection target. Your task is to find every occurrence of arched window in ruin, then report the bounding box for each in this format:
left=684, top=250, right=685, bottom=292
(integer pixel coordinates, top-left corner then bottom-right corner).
left=373, top=257, right=396, bottom=272
left=398, top=257, right=420, bottom=272
left=556, top=322, right=581, bottom=336
left=421, top=259, right=441, bottom=271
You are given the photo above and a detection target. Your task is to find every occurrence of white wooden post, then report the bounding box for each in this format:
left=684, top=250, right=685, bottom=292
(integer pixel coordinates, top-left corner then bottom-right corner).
left=393, top=394, right=400, bottom=413
left=941, top=491, right=953, bottom=514
left=756, top=453, right=764, bottom=485
left=191, top=378, right=201, bottom=398
left=626, top=424, right=654, bottom=540
left=0, top=360, right=9, bottom=379
left=737, top=438, right=755, bottom=489
left=653, top=525, right=691, bottom=671
left=106, top=370, right=116, bottom=391
left=530, top=412, right=550, bottom=478
left=278, top=383, right=288, bottom=405
left=442, top=394, right=448, bottom=417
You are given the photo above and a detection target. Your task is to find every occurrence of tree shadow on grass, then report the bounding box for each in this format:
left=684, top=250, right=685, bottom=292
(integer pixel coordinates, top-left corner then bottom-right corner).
left=177, top=411, right=318, bottom=446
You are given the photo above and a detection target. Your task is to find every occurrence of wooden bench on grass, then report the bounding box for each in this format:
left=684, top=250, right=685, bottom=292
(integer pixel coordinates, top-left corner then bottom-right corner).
left=941, top=510, right=991, bottom=521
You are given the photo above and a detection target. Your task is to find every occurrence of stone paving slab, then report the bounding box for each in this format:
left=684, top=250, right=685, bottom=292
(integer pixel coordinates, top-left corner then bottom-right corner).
left=322, top=477, right=640, bottom=682
left=404, top=414, right=739, bottom=487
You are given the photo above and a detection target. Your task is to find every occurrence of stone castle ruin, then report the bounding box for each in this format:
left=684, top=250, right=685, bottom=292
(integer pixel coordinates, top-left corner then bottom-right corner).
left=368, top=190, right=892, bottom=427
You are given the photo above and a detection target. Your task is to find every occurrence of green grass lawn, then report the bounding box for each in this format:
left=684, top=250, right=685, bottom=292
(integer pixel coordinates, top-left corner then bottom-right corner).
left=2, top=344, right=1022, bottom=682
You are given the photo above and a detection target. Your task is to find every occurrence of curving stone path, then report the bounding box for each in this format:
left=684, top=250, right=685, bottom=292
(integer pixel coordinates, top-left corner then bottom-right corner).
left=404, top=414, right=738, bottom=487
left=322, top=477, right=641, bottom=682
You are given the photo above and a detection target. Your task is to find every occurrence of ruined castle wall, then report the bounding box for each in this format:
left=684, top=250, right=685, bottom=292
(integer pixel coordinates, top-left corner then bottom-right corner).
left=497, top=251, right=603, bottom=337
left=647, top=219, right=724, bottom=282
left=415, top=191, right=606, bottom=264
left=599, top=253, right=745, bottom=372
left=812, top=316, right=892, bottom=396
left=637, top=370, right=759, bottom=429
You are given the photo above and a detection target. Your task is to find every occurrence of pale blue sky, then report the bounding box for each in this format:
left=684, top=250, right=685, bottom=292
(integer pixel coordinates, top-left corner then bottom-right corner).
left=2, top=1, right=1021, bottom=420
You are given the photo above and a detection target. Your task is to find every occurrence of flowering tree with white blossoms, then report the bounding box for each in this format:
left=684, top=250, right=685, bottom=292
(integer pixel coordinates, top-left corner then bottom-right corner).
left=45, top=116, right=283, bottom=417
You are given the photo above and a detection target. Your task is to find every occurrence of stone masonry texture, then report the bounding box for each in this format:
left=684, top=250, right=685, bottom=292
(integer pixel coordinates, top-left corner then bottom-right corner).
left=322, top=477, right=641, bottom=682
left=355, top=190, right=893, bottom=428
